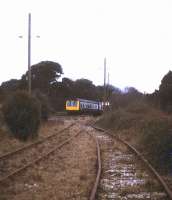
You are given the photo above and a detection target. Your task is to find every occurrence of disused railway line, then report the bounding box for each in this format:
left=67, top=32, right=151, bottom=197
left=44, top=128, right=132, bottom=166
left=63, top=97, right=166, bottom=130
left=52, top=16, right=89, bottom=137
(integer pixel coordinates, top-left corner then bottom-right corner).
left=1, top=115, right=171, bottom=199
left=0, top=123, right=75, bottom=160
left=0, top=116, right=96, bottom=199
left=89, top=125, right=172, bottom=200
left=0, top=122, right=79, bottom=183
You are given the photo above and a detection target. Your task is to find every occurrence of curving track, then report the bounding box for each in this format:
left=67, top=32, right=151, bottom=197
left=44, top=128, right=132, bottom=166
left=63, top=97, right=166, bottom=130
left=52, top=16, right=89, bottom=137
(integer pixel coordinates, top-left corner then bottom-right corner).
left=1, top=115, right=171, bottom=199
left=89, top=126, right=172, bottom=200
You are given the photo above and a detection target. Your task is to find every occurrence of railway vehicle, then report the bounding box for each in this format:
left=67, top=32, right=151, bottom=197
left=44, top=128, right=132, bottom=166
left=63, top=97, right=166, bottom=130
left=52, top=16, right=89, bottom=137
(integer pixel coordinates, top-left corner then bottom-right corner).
left=65, top=98, right=103, bottom=115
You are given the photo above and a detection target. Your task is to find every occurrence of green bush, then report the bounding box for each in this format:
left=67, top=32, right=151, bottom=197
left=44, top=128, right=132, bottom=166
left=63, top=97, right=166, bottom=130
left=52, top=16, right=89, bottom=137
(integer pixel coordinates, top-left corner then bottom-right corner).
left=140, top=118, right=172, bottom=173
left=2, top=91, right=41, bottom=141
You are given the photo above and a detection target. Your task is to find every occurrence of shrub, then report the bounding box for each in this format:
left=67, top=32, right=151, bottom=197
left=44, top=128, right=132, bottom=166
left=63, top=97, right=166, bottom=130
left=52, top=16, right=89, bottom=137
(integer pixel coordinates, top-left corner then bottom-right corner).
left=125, top=101, right=150, bottom=114
left=140, top=118, right=172, bottom=173
left=97, top=101, right=172, bottom=174
left=97, top=108, right=141, bottom=131
left=2, top=91, right=41, bottom=141
left=33, top=90, right=50, bottom=121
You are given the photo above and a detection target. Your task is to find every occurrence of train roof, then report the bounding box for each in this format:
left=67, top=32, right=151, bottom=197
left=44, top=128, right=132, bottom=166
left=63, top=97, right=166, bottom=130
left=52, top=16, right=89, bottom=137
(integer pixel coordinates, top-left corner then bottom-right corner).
left=66, top=98, right=102, bottom=104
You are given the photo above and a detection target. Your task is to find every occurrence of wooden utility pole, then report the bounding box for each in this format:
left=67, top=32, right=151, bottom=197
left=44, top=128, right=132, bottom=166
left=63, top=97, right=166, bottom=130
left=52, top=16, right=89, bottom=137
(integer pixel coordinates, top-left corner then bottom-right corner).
left=28, top=13, right=31, bottom=94
left=107, top=72, right=109, bottom=85
left=104, top=57, right=106, bottom=107
left=107, top=72, right=109, bottom=101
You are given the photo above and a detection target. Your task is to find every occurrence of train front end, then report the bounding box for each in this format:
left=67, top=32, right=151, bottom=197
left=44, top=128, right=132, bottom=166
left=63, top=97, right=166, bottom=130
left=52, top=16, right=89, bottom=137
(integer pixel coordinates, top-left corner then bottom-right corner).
left=66, top=100, right=80, bottom=114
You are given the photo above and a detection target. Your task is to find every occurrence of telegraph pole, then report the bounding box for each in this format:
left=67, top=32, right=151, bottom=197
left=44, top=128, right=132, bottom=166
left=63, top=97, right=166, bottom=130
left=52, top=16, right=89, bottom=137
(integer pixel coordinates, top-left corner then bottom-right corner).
left=107, top=72, right=110, bottom=102
left=19, top=13, right=39, bottom=94
left=103, top=57, right=106, bottom=107
left=28, top=13, right=31, bottom=95
left=107, top=72, right=109, bottom=85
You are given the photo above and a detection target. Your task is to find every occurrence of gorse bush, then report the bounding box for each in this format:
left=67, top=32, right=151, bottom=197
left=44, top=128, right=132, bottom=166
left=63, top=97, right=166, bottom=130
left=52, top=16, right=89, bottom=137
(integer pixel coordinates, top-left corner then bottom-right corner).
left=2, top=91, right=41, bottom=141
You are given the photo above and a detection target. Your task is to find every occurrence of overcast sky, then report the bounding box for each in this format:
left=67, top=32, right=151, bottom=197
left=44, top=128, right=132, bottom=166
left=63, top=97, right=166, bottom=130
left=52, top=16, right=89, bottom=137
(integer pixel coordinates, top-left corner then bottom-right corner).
left=1, top=0, right=172, bottom=93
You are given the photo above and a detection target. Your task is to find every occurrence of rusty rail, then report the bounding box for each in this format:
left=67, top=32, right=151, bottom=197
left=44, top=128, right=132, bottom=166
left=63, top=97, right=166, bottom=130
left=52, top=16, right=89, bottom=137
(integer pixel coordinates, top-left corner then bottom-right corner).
left=92, top=125, right=172, bottom=200
left=0, top=128, right=81, bottom=183
left=0, top=123, right=75, bottom=160
left=88, top=133, right=101, bottom=200
left=115, top=135, right=172, bottom=200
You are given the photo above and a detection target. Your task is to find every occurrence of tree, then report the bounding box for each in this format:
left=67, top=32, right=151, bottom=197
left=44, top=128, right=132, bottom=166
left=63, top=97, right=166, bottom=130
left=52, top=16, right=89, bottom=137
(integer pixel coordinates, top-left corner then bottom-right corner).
left=21, top=61, right=63, bottom=95
left=1, top=79, right=20, bottom=92
left=146, top=89, right=160, bottom=107
left=159, top=71, right=172, bottom=111
left=74, top=78, right=97, bottom=100
left=106, top=85, right=120, bottom=100
left=110, top=87, right=143, bottom=109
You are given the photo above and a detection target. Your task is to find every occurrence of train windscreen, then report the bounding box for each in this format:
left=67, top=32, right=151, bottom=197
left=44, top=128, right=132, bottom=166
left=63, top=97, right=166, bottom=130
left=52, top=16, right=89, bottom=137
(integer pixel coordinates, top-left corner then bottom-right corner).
left=66, top=101, right=77, bottom=107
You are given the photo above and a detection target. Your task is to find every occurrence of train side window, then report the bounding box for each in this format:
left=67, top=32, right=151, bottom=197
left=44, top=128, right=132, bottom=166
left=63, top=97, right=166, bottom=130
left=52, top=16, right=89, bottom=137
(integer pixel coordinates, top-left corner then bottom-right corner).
left=81, top=102, right=85, bottom=109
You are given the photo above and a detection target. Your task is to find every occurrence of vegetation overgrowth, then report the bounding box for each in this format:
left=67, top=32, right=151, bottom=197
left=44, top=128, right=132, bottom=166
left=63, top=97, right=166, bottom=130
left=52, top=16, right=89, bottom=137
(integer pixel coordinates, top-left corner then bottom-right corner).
left=0, top=61, right=107, bottom=111
left=33, top=90, right=50, bottom=121
left=2, top=91, right=41, bottom=141
left=97, top=101, right=172, bottom=174
left=1, top=59, right=172, bottom=173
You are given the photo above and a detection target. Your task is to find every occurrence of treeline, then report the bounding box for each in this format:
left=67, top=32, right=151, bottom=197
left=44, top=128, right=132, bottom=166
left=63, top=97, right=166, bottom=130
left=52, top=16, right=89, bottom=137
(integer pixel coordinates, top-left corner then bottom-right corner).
left=147, top=70, right=172, bottom=113
left=1, top=60, right=172, bottom=113
left=2, top=60, right=172, bottom=145
left=0, top=61, right=112, bottom=111
left=109, top=70, right=172, bottom=113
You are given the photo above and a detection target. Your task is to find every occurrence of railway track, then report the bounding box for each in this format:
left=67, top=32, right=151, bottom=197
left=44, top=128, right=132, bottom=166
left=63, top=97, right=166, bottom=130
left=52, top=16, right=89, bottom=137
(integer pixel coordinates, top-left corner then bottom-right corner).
left=2, top=115, right=170, bottom=199
left=0, top=116, right=96, bottom=199
left=0, top=122, right=80, bottom=183
left=89, top=125, right=172, bottom=200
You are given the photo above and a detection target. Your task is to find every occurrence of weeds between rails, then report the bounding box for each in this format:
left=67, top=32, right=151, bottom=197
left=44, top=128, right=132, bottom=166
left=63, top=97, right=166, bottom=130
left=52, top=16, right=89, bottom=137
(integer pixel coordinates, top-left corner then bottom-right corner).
left=0, top=123, right=76, bottom=183
left=90, top=125, right=172, bottom=200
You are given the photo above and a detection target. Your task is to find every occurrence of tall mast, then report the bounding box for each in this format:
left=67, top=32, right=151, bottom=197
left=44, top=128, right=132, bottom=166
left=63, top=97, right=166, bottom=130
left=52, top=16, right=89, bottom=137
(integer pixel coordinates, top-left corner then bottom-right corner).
left=28, top=13, right=31, bottom=94
left=104, top=57, right=106, bottom=106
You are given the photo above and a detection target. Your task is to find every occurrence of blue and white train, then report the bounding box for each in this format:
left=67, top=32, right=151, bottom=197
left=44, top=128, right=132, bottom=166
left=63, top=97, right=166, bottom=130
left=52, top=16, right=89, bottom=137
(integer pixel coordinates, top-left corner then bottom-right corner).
left=66, top=98, right=103, bottom=115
